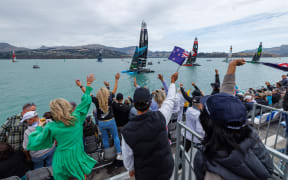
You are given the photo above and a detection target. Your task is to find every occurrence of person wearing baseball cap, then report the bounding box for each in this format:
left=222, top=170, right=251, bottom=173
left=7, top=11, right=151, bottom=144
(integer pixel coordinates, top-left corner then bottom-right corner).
left=22, top=111, right=55, bottom=170
left=193, top=59, right=273, bottom=179
left=121, top=72, right=178, bottom=180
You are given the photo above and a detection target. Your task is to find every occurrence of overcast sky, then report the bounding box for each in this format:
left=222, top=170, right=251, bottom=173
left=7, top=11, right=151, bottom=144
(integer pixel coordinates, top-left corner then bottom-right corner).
left=0, top=0, right=287, bottom=52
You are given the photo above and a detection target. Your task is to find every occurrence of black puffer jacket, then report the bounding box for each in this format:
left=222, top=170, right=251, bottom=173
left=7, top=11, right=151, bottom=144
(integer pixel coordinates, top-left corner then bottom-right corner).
left=194, top=128, right=273, bottom=180
left=283, top=90, right=288, bottom=111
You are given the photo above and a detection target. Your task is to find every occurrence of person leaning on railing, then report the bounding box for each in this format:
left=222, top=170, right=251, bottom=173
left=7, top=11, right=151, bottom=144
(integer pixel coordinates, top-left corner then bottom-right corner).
left=193, top=59, right=274, bottom=180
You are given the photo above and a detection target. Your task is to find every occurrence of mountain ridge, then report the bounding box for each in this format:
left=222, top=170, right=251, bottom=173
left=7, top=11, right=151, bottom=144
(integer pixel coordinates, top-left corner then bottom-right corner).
left=0, top=42, right=287, bottom=59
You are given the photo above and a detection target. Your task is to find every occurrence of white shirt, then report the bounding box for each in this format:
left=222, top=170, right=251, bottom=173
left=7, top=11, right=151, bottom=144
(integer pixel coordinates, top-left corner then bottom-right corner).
left=183, top=106, right=204, bottom=143
left=122, top=83, right=176, bottom=171
left=172, top=92, right=181, bottom=114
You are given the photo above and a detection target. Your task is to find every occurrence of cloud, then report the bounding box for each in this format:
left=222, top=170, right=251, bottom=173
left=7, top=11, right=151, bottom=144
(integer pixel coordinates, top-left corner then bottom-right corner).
left=0, top=0, right=287, bottom=52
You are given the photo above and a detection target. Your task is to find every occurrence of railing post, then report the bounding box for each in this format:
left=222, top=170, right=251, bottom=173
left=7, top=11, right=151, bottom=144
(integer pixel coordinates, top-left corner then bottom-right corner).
left=251, top=103, right=256, bottom=126
left=174, top=122, right=181, bottom=180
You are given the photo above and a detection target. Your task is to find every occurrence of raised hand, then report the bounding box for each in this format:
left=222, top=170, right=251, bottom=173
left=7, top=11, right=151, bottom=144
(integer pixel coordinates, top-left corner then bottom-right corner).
left=230, top=59, right=245, bottom=66
left=180, top=83, right=183, bottom=88
left=192, top=82, right=196, bottom=87
left=115, top=73, right=120, bottom=80
left=75, top=79, right=82, bottom=87
left=215, top=69, right=219, bottom=75
left=86, top=73, right=96, bottom=85
left=171, top=72, right=178, bottom=83
left=104, top=81, right=110, bottom=87
left=158, top=74, right=164, bottom=82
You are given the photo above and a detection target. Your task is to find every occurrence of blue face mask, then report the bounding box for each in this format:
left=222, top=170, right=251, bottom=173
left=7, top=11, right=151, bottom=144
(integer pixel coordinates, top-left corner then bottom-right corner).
left=31, top=121, right=39, bottom=127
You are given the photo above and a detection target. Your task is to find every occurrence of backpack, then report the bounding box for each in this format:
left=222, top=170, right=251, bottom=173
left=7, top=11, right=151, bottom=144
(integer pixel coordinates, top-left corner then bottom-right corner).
left=83, top=117, right=97, bottom=137
left=84, top=135, right=97, bottom=153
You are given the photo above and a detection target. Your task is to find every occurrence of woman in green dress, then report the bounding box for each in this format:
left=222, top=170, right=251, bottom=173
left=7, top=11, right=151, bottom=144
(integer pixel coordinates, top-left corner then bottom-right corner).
left=27, top=74, right=97, bottom=180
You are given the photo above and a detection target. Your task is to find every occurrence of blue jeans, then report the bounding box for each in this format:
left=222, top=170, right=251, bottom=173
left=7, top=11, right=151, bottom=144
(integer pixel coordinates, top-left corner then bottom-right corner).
left=31, top=148, right=55, bottom=169
left=98, top=119, right=121, bottom=153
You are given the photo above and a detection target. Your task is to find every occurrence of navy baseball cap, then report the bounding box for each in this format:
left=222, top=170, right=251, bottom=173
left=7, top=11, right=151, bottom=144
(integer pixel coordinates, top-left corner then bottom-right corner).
left=133, top=87, right=152, bottom=111
left=200, top=93, right=247, bottom=130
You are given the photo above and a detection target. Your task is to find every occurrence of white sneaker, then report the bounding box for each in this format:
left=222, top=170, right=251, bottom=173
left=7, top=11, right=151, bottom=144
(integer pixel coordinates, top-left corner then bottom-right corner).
left=116, top=154, right=123, bottom=161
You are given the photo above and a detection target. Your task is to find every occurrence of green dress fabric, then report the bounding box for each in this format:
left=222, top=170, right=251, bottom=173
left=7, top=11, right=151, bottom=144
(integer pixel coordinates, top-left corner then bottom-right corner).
left=27, top=86, right=97, bottom=180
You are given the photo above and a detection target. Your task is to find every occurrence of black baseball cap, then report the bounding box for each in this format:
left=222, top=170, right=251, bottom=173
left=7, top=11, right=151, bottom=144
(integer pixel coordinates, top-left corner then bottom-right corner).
left=133, top=87, right=152, bottom=111
left=192, top=90, right=202, bottom=97
left=116, top=93, right=124, bottom=101
left=200, top=93, right=247, bottom=130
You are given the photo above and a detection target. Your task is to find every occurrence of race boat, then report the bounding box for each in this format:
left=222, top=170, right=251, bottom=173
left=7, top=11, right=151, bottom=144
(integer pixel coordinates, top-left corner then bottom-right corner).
left=12, top=51, right=16, bottom=63
left=183, top=37, right=200, bottom=66
left=247, top=42, right=262, bottom=64
left=97, top=49, right=103, bottom=62
left=33, top=65, right=40, bottom=69
left=148, top=62, right=153, bottom=65
left=122, top=21, right=154, bottom=74
left=223, top=45, right=232, bottom=62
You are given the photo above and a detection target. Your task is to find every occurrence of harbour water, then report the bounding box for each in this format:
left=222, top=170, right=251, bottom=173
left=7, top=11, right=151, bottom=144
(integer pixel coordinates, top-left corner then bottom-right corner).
left=0, top=57, right=286, bottom=125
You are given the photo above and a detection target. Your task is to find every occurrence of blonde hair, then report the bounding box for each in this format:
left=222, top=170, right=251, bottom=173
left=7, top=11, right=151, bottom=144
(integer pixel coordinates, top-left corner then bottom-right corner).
left=96, top=87, right=110, bottom=113
left=154, top=89, right=166, bottom=108
left=50, top=98, right=75, bottom=126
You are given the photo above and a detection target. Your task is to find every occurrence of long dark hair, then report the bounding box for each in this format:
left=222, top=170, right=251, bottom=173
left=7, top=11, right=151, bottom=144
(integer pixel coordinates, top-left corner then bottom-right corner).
left=199, top=109, right=252, bottom=159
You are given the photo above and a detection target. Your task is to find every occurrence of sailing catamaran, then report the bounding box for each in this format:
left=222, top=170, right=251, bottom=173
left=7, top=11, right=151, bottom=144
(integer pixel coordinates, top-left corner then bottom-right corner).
left=122, top=21, right=154, bottom=74
left=251, top=42, right=262, bottom=63
left=183, top=37, right=200, bottom=66
left=97, top=49, right=103, bottom=62
left=223, top=45, right=232, bottom=62
left=12, top=51, right=16, bottom=63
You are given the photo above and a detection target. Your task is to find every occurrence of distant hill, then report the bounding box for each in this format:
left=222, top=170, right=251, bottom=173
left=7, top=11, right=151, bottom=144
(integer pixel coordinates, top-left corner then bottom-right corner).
left=0, top=43, right=129, bottom=59
left=0, top=43, right=29, bottom=52
left=0, top=42, right=285, bottom=59
left=242, top=44, right=288, bottom=57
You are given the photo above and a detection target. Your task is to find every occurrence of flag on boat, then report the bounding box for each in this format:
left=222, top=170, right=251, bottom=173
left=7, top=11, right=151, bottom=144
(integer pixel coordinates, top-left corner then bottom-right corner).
left=262, top=62, right=288, bottom=72
left=168, top=46, right=188, bottom=65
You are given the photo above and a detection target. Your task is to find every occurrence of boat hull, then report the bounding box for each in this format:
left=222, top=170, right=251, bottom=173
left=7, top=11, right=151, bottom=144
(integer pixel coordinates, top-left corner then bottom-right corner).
left=183, top=63, right=201, bottom=66
left=121, top=68, right=155, bottom=74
